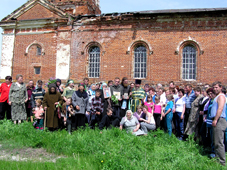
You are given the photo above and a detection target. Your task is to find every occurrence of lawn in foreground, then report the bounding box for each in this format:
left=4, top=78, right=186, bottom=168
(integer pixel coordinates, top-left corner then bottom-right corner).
left=0, top=120, right=225, bottom=170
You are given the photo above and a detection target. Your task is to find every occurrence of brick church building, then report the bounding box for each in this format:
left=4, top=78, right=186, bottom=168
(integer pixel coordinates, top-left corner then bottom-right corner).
left=0, top=0, right=227, bottom=85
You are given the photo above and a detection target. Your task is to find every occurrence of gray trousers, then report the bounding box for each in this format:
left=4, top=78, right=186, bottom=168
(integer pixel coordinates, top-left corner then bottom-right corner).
left=141, top=122, right=156, bottom=134
left=213, top=118, right=227, bottom=165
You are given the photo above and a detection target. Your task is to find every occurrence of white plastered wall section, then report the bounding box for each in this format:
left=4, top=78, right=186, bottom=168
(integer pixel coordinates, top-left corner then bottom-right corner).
left=0, top=32, right=15, bottom=79
left=55, top=32, right=71, bottom=80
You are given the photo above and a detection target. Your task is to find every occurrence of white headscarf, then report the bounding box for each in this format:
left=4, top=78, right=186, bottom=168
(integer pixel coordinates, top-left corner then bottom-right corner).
left=124, top=110, right=133, bottom=122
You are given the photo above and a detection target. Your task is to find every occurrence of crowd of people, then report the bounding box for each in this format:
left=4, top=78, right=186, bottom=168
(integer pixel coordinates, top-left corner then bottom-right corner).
left=0, top=75, right=227, bottom=166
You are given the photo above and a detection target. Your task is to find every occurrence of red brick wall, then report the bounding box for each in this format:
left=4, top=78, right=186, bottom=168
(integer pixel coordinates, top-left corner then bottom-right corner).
left=8, top=9, right=227, bottom=86
left=75, top=0, right=101, bottom=15
left=70, top=13, right=227, bottom=85
left=13, top=32, right=57, bottom=84
left=48, top=0, right=101, bottom=16
left=17, top=4, right=60, bottom=20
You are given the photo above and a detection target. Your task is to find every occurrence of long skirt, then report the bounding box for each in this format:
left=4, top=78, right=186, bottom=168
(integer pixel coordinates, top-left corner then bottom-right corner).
left=72, top=114, right=86, bottom=130
left=11, top=103, right=26, bottom=121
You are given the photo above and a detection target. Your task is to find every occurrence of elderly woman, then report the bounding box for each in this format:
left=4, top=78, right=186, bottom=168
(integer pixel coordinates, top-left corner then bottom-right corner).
left=62, top=79, right=75, bottom=101
left=120, top=110, right=146, bottom=136
left=184, top=87, right=204, bottom=138
left=56, top=79, right=64, bottom=94
left=72, top=83, right=90, bottom=129
left=200, top=88, right=216, bottom=157
left=43, top=84, right=63, bottom=130
left=9, top=74, right=28, bottom=124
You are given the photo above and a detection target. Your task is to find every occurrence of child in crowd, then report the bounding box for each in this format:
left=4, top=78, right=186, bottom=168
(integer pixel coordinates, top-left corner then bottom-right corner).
left=163, top=95, right=174, bottom=136
left=153, top=96, right=163, bottom=130
left=90, top=89, right=104, bottom=129
left=144, top=95, right=154, bottom=114
left=62, top=98, right=75, bottom=134
left=33, top=99, right=44, bottom=130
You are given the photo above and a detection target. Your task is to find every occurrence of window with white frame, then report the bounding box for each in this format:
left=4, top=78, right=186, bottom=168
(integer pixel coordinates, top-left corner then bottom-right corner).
left=134, top=45, right=147, bottom=78
left=182, top=45, right=197, bottom=80
left=88, top=46, right=100, bottom=78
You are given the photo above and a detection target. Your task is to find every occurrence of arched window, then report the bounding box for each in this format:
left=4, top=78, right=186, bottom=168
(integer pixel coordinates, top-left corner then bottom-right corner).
left=134, top=45, right=147, bottom=78
left=88, top=46, right=100, bottom=78
left=37, top=46, right=42, bottom=56
left=182, top=45, right=197, bottom=80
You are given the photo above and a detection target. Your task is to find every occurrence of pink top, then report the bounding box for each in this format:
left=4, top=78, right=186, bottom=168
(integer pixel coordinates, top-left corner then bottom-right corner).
left=153, top=104, right=162, bottom=114
left=33, top=105, right=44, bottom=119
left=144, top=102, right=154, bottom=113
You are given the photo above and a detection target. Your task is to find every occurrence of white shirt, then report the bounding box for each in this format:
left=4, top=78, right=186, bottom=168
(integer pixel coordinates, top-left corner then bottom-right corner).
left=146, top=114, right=155, bottom=125
left=175, top=97, right=186, bottom=113
left=160, top=93, right=166, bottom=104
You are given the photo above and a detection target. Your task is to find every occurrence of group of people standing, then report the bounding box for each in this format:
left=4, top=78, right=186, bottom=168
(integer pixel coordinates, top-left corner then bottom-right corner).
left=0, top=75, right=226, bottom=166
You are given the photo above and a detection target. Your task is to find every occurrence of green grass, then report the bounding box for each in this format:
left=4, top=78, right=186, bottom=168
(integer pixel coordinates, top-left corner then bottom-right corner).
left=0, top=120, right=225, bottom=170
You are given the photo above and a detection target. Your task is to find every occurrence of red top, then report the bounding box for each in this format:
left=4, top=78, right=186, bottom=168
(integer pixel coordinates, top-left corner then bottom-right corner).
left=0, top=82, right=12, bottom=103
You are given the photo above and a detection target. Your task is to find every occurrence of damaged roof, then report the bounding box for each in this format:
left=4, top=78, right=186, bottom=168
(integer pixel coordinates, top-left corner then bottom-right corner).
left=133, top=7, right=227, bottom=14
left=97, top=7, right=227, bottom=17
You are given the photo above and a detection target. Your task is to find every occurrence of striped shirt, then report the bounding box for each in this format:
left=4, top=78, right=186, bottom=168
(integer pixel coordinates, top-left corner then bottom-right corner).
left=31, top=88, right=45, bottom=108
left=90, top=97, right=104, bottom=115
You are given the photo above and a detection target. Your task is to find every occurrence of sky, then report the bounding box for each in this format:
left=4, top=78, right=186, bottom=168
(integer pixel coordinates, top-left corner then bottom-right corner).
left=0, top=0, right=227, bottom=60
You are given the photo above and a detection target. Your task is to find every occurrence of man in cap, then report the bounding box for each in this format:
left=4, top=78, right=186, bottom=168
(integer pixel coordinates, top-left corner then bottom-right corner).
left=130, top=79, right=146, bottom=113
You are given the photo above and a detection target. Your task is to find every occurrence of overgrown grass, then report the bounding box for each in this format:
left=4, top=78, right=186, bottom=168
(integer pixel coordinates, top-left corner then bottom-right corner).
left=0, top=120, right=225, bottom=170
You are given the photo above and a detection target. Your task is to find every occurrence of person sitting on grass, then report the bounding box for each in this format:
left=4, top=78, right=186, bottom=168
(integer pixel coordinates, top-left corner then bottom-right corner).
left=140, top=105, right=156, bottom=134
left=99, top=108, right=121, bottom=131
left=90, top=89, right=104, bottom=129
left=120, top=110, right=146, bottom=136
left=133, top=105, right=146, bottom=123
left=33, top=99, right=44, bottom=130
left=62, top=98, right=75, bottom=134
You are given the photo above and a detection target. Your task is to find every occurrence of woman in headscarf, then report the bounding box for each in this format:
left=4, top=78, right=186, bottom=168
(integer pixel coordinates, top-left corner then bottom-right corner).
left=9, top=74, right=28, bottom=124
left=62, top=79, right=75, bottom=102
left=72, top=83, right=90, bottom=129
left=56, top=79, right=64, bottom=94
left=43, top=83, right=63, bottom=130
left=120, top=110, right=146, bottom=136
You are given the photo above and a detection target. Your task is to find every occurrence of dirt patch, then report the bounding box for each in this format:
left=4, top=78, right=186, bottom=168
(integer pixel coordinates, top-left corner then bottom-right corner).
left=0, top=144, right=66, bottom=162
